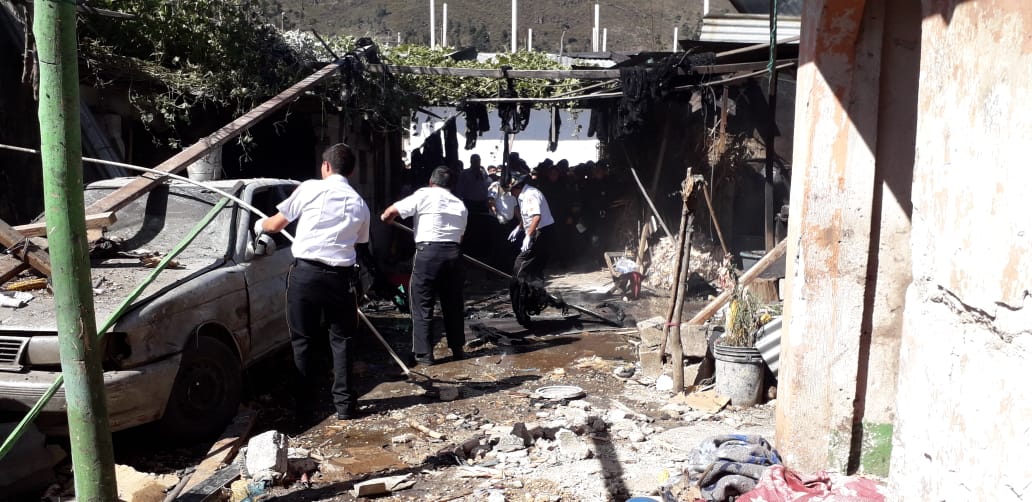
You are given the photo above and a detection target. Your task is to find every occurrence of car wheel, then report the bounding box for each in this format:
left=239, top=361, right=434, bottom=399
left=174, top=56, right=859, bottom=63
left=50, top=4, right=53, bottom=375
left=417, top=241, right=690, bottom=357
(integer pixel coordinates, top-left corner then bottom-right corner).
left=158, top=336, right=241, bottom=442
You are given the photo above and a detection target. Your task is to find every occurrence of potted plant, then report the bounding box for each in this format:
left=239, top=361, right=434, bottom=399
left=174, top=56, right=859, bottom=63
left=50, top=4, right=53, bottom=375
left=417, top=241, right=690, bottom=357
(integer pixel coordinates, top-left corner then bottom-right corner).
left=713, top=272, right=776, bottom=406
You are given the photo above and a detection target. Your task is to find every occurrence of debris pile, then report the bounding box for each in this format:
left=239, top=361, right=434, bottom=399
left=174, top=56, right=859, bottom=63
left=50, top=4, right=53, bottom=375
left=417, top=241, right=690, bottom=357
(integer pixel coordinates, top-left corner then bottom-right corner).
left=642, top=235, right=723, bottom=293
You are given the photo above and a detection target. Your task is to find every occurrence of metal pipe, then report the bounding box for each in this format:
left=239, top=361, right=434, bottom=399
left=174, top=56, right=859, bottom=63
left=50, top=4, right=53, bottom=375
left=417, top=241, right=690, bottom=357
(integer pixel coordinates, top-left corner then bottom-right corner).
left=629, top=167, right=674, bottom=240
left=32, top=0, right=116, bottom=496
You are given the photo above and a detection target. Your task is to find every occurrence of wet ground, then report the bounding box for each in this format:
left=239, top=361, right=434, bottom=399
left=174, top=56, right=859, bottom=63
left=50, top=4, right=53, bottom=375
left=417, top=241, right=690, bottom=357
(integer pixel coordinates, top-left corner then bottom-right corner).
left=94, top=268, right=773, bottom=501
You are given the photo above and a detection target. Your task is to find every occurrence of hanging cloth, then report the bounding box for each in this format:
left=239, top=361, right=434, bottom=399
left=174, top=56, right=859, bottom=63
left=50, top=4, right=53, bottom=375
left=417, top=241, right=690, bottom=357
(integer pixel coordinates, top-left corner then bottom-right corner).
left=443, top=117, right=459, bottom=169
left=547, top=106, right=562, bottom=152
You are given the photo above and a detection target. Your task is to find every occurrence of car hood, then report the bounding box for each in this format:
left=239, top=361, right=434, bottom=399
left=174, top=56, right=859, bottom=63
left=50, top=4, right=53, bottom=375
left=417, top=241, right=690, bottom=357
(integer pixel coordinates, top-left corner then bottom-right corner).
left=0, top=256, right=220, bottom=332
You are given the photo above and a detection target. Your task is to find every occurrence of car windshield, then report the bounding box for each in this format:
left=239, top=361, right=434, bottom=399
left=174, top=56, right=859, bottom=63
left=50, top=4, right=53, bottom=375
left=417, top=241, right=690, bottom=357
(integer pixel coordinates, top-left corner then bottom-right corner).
left=84, top=184, right=235, bottom=265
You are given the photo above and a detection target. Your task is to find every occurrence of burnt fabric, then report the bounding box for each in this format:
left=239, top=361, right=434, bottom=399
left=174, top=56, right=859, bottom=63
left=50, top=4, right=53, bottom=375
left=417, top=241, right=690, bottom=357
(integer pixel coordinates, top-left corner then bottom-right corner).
left=460, top=102, right=491, bottom=150
left=422, top=132, right=444, bottom=173
left=738, top=465, right=888, bottom=502
left=547, top=106, right=562, bottom=152
left=498, top=73, right=528, bottom=134
left=510, top=226, right=555, bottom=326
left=617, top=66, right=674, bottom=137
left=409, top=242, right=466, bottom=355
left=443, top=118, right=459, bottom=170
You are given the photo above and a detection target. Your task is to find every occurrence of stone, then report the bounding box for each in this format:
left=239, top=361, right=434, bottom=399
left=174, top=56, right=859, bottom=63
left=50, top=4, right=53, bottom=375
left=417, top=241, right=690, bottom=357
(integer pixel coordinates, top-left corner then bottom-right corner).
left=627, top=429, right=647, bottom=442
left=656, top=375, right=675, bottom=391
left=390, top=433, right=415, bottom=444
left=568, top=399, right=591, bottom=410
left=439, top=387, right=460, bottom=401
left=446, top=413, right=460, bottom=420
left=245, top=430, right=288, bottom=480
left=114, top=464, right=179, bottom=502
left=556, top=429, right=593, bottom=461
left=636, top=316, right=710, bottom=358
left=605, top=409, right=632, bottom=423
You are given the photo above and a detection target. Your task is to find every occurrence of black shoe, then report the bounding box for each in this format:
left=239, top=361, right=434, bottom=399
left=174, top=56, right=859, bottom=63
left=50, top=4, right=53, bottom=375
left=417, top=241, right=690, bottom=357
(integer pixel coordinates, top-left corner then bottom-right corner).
left=336, top=409, right=354, bottom=420
left=414, top=353, right=435, bottom=366
left=450, top=347, right=466, bottom=361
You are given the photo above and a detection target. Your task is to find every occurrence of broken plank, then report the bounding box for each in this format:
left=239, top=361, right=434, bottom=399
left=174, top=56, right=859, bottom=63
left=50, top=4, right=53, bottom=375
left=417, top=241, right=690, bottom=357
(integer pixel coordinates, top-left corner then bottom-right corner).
left=13, top=212, right=117, bottom=238
left=0, top=256, right=30, bottom=285
left=175, top=457, right=242, bottom=502
left=180, top=407, right=258, bottom=494
left=0, top=218, right=51, bottom=277
left=86, top=60, right=345, bottom=216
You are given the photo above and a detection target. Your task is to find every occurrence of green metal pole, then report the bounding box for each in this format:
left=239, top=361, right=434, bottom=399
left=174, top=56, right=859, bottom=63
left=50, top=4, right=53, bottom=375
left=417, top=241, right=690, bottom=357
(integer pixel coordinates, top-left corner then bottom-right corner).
left=33, top=0, right=117, bottom=499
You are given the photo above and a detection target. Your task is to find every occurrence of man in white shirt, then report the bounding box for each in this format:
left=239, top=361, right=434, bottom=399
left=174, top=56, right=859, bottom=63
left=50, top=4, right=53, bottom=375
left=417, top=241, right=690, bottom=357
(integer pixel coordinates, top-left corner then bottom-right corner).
left=255, top=143, right=371, bottom=422
left=507, top=175, right=556, bottom=326
left=381, top=167, right=469, bottom=365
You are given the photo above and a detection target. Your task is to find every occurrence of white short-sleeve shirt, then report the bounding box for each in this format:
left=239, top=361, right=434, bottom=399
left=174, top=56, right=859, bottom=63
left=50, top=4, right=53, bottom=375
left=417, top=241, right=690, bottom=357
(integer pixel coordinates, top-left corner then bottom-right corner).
left=393, top=186, right=468, bottom=243
left=276, top=174, right=370, bottom=267
left=517, top=185, right=554, bottom=231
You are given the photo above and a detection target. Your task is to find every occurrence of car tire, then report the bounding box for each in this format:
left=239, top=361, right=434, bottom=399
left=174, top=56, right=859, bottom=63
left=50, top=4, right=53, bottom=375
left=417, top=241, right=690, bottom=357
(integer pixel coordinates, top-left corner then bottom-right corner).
left=158, top=336, right=241, bottom=442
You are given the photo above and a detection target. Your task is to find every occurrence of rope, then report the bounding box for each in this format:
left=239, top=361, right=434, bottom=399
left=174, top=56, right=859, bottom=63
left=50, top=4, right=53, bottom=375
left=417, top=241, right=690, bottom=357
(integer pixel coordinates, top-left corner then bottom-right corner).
left=0, top=197, right=232, bottom=460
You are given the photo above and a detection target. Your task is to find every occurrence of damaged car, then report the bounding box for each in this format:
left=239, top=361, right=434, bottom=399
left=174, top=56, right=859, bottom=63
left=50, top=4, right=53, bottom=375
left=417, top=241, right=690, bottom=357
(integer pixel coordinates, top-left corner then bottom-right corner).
left=0, top=177, right=298, bottom=440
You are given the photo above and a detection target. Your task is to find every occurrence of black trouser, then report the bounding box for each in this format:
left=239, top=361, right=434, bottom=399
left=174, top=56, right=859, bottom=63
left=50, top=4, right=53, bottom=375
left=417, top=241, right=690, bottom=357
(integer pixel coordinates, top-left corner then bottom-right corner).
left=286, top=259, right=358, bottom=414
left=409, top=241, right=465, bottom=356
left=510, top=225, right=555, bottom=323
left=512, top=225, right=553, bottom=286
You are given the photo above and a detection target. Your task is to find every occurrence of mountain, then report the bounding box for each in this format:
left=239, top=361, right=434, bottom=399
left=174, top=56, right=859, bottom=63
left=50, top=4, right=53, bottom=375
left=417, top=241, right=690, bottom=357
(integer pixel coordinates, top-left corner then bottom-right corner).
left=274, top=0, right=735, bottom=54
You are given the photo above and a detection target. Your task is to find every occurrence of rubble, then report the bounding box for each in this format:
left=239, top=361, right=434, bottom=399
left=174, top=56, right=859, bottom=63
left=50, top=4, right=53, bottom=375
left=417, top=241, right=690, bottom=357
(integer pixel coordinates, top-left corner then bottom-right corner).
left=244, top=430, right=287, bottom=483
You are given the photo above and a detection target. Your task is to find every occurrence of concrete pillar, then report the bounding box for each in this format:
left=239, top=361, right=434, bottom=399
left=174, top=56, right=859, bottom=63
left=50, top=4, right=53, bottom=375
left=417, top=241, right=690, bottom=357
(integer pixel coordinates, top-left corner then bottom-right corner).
left=776, top=0, right=881, bottom=473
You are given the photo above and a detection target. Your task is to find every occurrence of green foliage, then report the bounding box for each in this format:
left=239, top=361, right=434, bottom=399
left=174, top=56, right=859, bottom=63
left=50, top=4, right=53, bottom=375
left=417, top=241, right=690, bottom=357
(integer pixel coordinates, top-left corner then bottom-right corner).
left=382, top=45, right=580, bottom=107
left=79, top=0, right=308, bottom=144
left=75, top=1, right=586, bottom=146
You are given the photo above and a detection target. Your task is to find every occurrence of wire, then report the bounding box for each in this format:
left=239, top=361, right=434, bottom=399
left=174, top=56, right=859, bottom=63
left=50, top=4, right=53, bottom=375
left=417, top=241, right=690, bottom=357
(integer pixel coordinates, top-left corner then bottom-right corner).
left=0, top=143, right=293, bottom=241
left=0, top=197, right=232, bottom=461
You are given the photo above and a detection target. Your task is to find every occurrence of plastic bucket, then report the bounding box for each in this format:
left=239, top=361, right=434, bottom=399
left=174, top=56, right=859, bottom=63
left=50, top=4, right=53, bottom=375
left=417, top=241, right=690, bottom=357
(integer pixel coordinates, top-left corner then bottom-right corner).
left=713, top=343, right=764, bottom=406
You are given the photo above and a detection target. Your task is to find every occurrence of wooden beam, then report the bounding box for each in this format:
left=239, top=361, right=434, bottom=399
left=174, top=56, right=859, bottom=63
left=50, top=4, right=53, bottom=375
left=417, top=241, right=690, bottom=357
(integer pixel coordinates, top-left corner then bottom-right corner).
left=0, top=256, right=30, bottom=284
left=685, top=239, right=787, bottom=326
left=85, top=61, right=345, bottom=215
left=0, top=218, right=51, bottom=277
left=13, top=212, right=116, bottom=238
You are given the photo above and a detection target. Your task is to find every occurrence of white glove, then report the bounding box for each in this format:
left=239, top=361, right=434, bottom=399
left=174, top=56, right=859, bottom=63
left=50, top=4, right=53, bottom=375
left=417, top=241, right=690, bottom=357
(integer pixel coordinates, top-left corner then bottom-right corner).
left=253, top=233, right=275, bottom=256
left=520, top=234, right=532, bottom=253
left=508, top=226, right=523, bottom=242
left=253, top=217, right=267, bottom=237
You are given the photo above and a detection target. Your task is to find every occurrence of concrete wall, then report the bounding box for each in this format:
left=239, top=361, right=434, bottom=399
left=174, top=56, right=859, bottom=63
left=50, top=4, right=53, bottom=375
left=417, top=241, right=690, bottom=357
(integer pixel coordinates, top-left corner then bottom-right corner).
left=780, top=0, right=1032, bottom=497
left=890, top=1, right=1032, bottom=499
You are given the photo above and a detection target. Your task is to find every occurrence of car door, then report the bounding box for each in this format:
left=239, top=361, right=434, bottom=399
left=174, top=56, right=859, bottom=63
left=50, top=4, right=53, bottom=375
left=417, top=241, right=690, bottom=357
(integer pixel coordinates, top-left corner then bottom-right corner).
left=237, top=181, right=298, bottom=361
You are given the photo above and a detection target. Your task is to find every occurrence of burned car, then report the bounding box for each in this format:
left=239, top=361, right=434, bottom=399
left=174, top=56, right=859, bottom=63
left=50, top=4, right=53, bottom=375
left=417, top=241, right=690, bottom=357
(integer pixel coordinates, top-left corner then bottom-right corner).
left=0, top=177, right=298, bottom=440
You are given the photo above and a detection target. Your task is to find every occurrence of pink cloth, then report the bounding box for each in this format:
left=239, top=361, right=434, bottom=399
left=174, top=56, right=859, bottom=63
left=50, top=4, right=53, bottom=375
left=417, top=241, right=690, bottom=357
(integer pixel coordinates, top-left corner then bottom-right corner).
left=738, top=465, right=887, bottom=502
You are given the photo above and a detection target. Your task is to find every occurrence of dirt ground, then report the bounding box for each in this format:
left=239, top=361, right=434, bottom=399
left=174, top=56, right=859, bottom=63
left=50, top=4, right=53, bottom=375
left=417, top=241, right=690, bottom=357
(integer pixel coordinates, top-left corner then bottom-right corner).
left=63, top=267, right=776, bottom=502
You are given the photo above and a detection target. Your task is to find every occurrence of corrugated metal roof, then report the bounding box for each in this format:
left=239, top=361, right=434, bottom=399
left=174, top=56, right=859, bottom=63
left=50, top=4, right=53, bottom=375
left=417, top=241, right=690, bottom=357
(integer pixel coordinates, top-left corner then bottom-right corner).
left=699, top=14, right=801, bottom=44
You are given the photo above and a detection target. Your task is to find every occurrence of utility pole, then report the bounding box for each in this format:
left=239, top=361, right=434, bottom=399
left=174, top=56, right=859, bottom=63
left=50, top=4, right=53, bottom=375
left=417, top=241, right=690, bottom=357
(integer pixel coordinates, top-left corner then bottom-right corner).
left=511, top=0, right=517, bottom=53
left=32, top=0, right=117, bottom=499
left=430, top=0, right=436, bottom=48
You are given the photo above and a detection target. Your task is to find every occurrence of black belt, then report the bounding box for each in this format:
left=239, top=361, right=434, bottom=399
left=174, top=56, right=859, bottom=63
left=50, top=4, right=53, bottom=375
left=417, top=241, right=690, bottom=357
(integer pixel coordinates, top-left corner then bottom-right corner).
left=294, top=258, right=354, bottom=271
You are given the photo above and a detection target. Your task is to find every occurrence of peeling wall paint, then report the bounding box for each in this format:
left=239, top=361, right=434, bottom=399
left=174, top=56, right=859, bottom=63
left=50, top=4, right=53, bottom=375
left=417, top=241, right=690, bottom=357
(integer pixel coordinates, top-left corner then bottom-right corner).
left=891, top=0, right=1032, bottom=499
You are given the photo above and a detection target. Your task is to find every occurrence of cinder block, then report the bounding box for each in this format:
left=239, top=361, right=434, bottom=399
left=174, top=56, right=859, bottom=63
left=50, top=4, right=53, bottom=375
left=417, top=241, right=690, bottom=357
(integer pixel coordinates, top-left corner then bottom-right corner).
left=245, top=430, right=288, bottom=478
